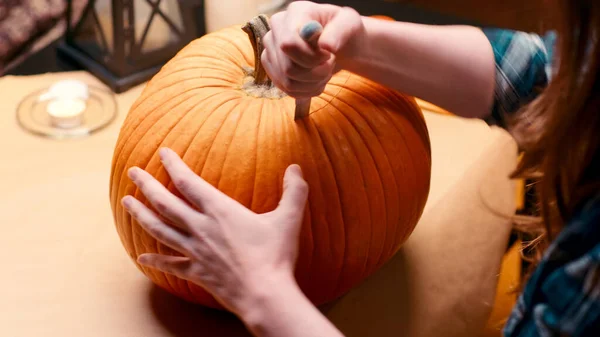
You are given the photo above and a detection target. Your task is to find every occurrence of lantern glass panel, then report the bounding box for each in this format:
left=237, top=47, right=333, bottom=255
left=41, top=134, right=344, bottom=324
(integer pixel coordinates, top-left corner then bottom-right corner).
left=73, top=0, right=113, bottom=61
left=133, top=0, right=185, bottom=54
left=96, top=1, right=114, bottom=54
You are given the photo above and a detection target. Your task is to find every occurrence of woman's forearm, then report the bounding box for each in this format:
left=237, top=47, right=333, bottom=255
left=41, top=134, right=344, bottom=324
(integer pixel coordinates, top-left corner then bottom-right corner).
left=239, top=273, right=344, bottom=337
left=344, top=17, right=497, bottom=119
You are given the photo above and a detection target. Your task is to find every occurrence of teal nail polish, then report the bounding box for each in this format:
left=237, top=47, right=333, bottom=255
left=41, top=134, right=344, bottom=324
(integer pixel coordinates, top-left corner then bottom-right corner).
left=300, top=20, right=323, bottom=41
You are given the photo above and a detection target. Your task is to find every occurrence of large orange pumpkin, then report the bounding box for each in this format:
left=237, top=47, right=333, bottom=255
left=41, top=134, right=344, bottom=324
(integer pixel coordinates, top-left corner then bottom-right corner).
left=109, top=15, right=432, bottom=309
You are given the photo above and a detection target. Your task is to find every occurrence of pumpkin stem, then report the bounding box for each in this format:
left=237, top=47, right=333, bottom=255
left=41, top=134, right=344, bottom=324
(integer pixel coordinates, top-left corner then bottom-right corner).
left=242, top=15, right=272, bottom=87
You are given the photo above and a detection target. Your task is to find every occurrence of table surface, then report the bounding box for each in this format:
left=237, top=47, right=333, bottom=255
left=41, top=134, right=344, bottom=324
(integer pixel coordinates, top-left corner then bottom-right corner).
left=0, top=71, right=517, bottom=337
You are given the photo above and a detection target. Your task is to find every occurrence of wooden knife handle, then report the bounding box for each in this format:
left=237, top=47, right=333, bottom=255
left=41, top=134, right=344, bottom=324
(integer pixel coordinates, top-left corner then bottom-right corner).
left=294, top=20, right=324, bottom=120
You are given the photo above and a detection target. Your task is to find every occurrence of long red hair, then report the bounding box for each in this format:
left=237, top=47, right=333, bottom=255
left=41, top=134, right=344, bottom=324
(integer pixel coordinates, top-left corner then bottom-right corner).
left=510, top=0, right=600, bottom=273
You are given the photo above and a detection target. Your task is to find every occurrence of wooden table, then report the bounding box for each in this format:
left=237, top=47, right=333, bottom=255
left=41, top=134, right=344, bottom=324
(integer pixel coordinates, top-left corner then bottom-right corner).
left=0, top=71, right=517, bottom=337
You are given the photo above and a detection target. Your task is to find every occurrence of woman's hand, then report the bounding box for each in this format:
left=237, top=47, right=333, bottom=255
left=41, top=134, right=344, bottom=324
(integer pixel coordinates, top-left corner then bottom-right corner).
left=121, top=147, right=309, bottom=316
left=261, top=1, right=365, bottom=98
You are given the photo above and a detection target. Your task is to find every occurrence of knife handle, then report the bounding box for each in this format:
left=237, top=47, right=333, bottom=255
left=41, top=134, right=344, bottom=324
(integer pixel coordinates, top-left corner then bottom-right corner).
left=294, top=20, right=324, bottom=120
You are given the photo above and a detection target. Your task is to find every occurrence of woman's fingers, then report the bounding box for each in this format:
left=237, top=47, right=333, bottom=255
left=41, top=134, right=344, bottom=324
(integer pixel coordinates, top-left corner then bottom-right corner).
left=138, top=254, right=193, bottom=279
left=284, top=56, right=335, bottom=82
left=319, top=6, right=363, bottom=54
left=261, top=47, right=277, bottom=85
left=269, top=11, right=327, bottom=69
left=263, top=12, right=334, bottom=92
left=261, top=49, right=330, bottom=98
left=280, top=36, right=330, bottom=69
left=158, top=148, right=231, bottom=214
left=122, top=196, right=191, bottom=254
left=281, top=77, right=329, bottom=98
left=281, top=21, right=329, bottom=69
left=275, top=164, right=309, bottom=221
left=127, top=166, right=206, bottom=231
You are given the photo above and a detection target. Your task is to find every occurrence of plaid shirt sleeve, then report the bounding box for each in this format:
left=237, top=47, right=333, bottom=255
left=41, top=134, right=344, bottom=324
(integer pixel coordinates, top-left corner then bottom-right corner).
left=481, top=28, right=556, bottom=128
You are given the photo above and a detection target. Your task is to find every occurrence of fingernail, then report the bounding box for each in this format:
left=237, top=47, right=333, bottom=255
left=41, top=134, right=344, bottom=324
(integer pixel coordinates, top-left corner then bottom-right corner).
left=127, top=167, right=139, bottom=180
left=299, top=20, right=323, bottom=41
left=288, top=164, right=303, bottom=178
left=121, top=195, right=133, bottom=208
left=137, top=255, right=148, bottom=264
left=159, top=147, right=169, bottom=162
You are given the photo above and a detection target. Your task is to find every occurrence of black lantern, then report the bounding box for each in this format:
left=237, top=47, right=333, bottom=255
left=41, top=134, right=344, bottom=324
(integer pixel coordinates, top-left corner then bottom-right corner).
left=58, top=0, right=205, bottom=93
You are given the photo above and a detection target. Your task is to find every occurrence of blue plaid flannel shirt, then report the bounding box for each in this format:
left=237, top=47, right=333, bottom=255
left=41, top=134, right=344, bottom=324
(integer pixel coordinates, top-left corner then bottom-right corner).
left=482, top=28, right=600, bottom=336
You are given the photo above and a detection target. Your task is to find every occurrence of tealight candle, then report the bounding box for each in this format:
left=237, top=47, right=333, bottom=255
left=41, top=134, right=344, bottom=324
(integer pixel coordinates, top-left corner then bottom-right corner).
left=39, top=79, right=90, bottom=129
left=46, top=97, right=86, bottom=128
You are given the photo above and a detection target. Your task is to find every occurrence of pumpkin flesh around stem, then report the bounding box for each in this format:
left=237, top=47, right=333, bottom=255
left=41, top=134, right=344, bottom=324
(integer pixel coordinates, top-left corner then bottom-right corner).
left=109, top=17, right=432, bottom=310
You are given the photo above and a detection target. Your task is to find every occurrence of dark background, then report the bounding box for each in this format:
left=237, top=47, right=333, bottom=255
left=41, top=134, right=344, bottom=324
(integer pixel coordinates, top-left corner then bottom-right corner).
left=7, top=0, right=552, bottom=76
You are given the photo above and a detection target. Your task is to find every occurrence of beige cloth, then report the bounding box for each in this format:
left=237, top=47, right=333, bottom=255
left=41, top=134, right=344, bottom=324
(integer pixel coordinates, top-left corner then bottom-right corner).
left=0, top=71, right=516, bottom=337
